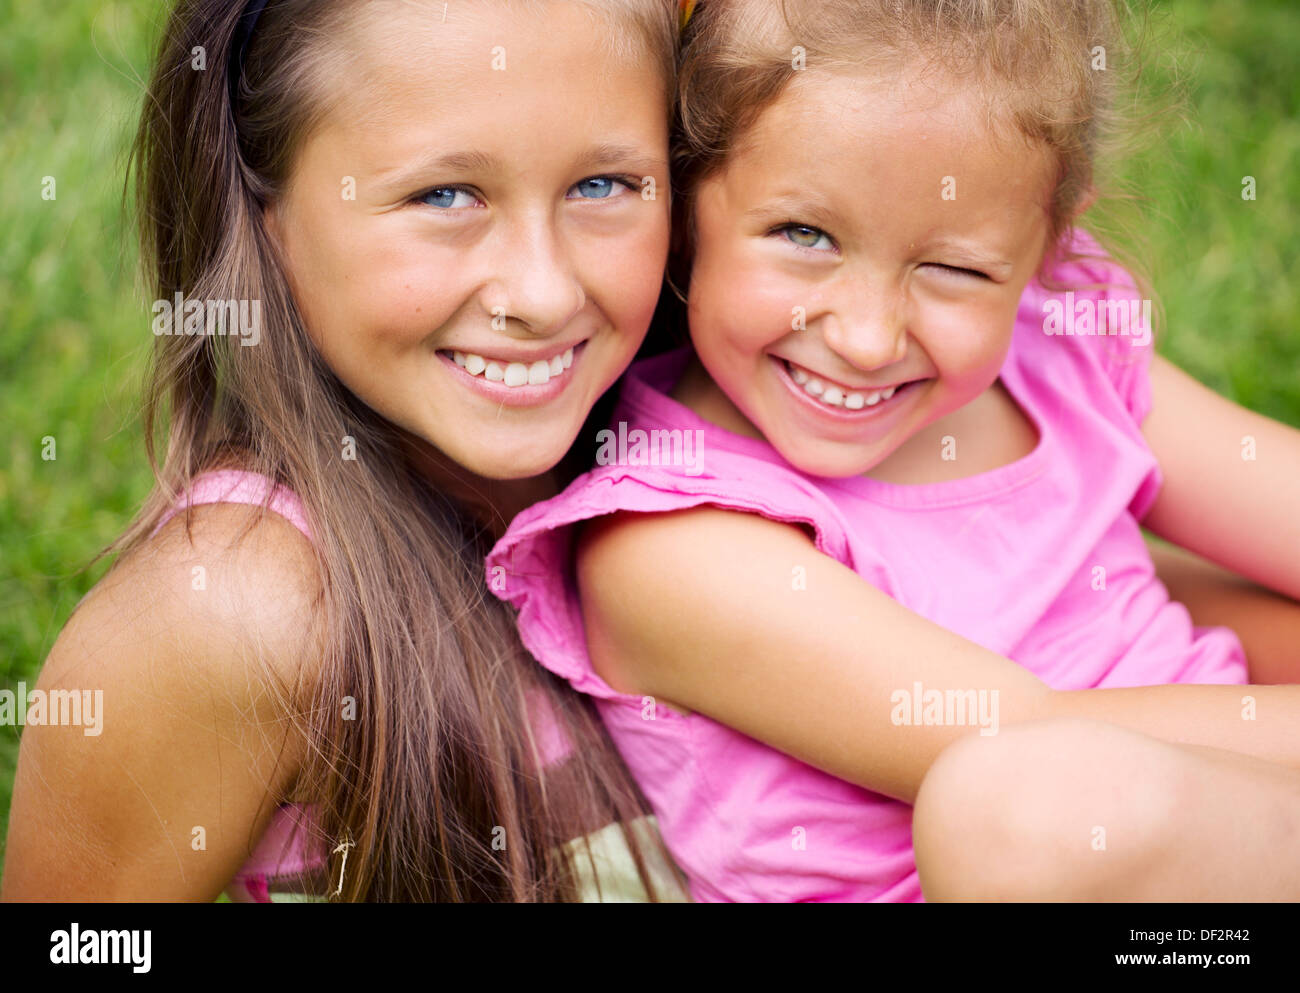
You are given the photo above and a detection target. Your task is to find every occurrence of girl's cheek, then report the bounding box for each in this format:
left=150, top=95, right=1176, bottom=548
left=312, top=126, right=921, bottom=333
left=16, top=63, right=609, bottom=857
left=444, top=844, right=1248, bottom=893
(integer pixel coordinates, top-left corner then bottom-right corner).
left=719, top=265, right=802, bottom=347
left=573, top=209, right=667, bottom=317
left=359, top=257, right=464, bottom=347
left=615, top=225, right=672, bottom=323
left=924, top=304, right=1016, bottom=383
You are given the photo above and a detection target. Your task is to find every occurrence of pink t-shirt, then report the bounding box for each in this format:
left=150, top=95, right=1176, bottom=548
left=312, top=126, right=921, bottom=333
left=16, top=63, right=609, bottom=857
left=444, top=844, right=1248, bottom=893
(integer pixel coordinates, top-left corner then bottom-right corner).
left=486, top=235, right=1249, bottom=902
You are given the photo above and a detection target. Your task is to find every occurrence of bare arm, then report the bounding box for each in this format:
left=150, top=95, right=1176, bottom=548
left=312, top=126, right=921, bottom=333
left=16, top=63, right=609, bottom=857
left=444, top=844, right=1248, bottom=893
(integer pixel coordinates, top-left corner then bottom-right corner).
left=1, top=505, right=322, bottom=901
left=578, top=506, right=1300, bottom=806
left=1142, top=355, right=1300, bottom=601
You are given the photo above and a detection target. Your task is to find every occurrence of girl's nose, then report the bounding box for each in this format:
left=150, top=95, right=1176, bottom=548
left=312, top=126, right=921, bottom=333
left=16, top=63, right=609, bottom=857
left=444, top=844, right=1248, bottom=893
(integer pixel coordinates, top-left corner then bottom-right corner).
left=483, top=222, right=586, bottom=337
left=821, top=293, right=909, bottom=372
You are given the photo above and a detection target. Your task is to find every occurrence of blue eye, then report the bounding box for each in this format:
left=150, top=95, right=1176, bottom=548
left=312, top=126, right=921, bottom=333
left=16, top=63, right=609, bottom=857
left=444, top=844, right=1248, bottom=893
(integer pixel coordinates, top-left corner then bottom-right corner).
left=779, top=224, right=835, bottom=252
left=568, top=176, right=631, bottom=200
left=417, top=187, right=478, bottom=209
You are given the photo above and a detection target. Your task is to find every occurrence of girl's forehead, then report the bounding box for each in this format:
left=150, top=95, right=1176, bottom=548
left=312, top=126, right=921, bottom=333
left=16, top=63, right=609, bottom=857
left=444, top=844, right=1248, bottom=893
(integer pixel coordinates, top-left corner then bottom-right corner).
left=287, top=3, right=668, bottom=191
left=338, top=1, right=642, bottom=85
left=324, top=1, right=666, bottom=134
left=701, top=66, right=1054, bottom=254
left=732, top=65, right=1042, bottom=176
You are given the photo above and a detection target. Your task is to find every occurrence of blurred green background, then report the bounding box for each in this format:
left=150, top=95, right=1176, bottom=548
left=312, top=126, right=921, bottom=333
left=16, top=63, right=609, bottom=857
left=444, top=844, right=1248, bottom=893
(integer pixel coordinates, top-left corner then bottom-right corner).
left=1, top=0, right=1298, bottom=888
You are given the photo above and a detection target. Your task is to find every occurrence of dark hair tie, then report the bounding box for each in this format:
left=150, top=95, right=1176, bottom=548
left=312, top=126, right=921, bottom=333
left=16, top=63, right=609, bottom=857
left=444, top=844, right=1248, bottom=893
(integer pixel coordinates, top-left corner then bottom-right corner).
left=229, top=0, right=271, bottom=106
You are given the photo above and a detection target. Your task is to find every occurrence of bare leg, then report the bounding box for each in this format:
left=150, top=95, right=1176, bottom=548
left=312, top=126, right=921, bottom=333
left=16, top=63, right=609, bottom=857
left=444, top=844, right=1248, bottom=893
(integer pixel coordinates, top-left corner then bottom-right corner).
left=1149, top=536, right=1300, bottom=684
left=913, top=718, right=1300, bottom=901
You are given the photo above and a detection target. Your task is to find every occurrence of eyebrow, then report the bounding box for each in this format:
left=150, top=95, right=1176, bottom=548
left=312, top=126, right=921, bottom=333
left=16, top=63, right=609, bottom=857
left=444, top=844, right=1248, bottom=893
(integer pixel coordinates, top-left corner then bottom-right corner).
left=576, top=142, right=666, bottom=173
left=372, top=142, right=666, bottom=192
left=745, top=194, right=840, bottom=232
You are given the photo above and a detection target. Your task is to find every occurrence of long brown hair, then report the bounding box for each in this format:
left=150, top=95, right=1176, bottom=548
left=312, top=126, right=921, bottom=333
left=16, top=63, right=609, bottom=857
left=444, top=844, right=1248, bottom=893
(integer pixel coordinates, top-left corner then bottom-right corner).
left=120, top=0, right=686, bottom=901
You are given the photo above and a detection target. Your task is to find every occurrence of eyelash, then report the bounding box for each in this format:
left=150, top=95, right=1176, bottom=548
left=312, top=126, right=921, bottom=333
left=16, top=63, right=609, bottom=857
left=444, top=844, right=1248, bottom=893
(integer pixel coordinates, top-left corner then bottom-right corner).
left=409, top=174, right=640, bottom=210
left=928, top=263, right=991, bottom=281
left=767, top=224, right=992, bottom=279
left=410, top=185, right=481, bottom=209
left=570, top=174, right=642, bottom=199
left=772, top=222, right=838, bottom=253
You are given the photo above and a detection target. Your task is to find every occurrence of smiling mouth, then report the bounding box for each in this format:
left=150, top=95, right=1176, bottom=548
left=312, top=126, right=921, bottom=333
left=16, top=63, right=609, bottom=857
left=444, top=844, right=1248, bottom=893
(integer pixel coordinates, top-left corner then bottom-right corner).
left=439, top=345, right=576, bottom=388
left=780, top=358, right=922, bottom=410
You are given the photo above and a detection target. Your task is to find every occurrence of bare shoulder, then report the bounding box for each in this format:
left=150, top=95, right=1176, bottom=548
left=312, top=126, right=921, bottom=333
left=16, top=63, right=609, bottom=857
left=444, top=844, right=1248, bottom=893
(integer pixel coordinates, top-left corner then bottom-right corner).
left=576, top=504, right=815, bottom=591
left=2, top=502, right=326, bottom=900
left=574, top=506, right=816, bottom=713
left=50, top=500, right=326, bottom=701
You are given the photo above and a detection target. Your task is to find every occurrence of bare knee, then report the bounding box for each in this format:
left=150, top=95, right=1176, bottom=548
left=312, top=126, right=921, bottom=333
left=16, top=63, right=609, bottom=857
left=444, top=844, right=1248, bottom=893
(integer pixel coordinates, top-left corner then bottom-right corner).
left=913, top=719, right=1185, bottom=901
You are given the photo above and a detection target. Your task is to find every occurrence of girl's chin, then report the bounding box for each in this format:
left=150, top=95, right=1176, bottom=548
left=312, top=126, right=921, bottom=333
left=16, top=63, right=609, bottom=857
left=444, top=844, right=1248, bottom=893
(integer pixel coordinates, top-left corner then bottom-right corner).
left=785, top=455, right=879, bottom=479
left=459, top=447, right=569, bottom=482
left=769, top=436, right=888, bottom=479
left=490, top=428, right=589, bottom=479
left=405, top=427, right=573, bottom=484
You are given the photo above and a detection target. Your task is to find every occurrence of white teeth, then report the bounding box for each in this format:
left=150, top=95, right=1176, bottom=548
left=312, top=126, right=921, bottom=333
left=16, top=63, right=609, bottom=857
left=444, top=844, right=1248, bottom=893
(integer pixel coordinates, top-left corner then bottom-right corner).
left=787, top=359, right=907, bottom=412
left=450, top=347, right=576, bottom=387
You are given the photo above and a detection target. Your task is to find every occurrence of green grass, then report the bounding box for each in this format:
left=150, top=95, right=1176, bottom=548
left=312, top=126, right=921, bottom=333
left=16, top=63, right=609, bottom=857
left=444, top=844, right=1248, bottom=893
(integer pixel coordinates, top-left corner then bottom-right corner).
left=1, top=0, right=1298, bottom=891
left=1092, top=0, right=1300, bottom=423
left=1, top=0, right=161, bottom=886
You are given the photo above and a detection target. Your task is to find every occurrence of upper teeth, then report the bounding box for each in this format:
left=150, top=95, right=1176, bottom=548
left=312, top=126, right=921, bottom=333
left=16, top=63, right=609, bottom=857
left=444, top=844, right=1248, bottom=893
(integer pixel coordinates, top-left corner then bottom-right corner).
left=452, top=347, right=574, bottom=387
left=787, top=361, right=897, bottom=409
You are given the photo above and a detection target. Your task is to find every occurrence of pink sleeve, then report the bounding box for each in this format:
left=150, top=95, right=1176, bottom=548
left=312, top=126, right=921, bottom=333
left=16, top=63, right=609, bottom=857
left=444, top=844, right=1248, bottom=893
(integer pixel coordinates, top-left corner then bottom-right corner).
left=1046, top=228, right=1156, bottom=428
left=1037, top=229, right=1161, bottom=519
left=486, top=462, right=854, bottom=705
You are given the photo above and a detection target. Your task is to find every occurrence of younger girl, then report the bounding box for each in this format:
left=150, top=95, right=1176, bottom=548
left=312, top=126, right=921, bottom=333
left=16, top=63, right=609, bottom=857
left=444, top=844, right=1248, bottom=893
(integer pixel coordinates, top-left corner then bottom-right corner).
left=3, top=0, right=688, bottom=902
left=488, top=0, right=1300, bottom=901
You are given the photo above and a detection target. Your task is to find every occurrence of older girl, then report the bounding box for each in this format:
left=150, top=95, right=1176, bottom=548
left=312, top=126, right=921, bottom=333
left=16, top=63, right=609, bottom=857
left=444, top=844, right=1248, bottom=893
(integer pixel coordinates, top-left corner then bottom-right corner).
left=3, top=0, right=686, bottom=902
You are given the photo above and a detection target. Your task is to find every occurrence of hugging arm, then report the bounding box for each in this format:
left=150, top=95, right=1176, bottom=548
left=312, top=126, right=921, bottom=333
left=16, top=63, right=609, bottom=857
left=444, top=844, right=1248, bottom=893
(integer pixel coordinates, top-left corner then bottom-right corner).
left=1141, top=355, right=1300, bottom=681
left=577, top=505, right=1300, bottom=806
left=1142, top=356, right=1300, bottom=602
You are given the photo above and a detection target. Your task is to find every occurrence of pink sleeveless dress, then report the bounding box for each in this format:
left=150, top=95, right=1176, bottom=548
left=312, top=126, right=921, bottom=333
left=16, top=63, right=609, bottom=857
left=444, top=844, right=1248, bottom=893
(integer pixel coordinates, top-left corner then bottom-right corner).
left=154, top=470, right=687, bottom=902
left=154, top=470, right=327, bottom=902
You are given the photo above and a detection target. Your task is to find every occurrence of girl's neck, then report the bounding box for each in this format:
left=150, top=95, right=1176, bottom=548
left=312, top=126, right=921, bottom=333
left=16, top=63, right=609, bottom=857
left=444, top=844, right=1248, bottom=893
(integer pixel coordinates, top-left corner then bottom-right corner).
left=403, top=437, right=559, bottom=541
left=670, top=353, right=767, bottom=441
